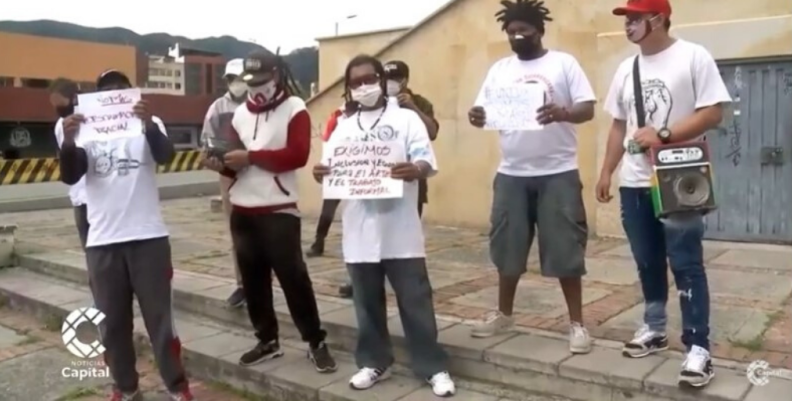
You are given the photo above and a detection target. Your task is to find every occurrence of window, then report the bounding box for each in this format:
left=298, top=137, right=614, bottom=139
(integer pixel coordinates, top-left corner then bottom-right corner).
left=0, top=77, right=14, bottom=87
left=168, top=127, right=199, bottom=150
left=166, top=83, right=173, bottom=89
left=175, top=70, right=181, bottom=77
left=166, top=70, right=173, bottom=77
left=175, top=83, right=182, bottom=90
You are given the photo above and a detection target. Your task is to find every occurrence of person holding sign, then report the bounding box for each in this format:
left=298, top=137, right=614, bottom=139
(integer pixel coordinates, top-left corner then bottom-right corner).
left=599, top=0, right=730, bottom=388
left=312, top=55, right=455, bottom=397
left=466, top=0, right=597, bottom=356
left=201, top=58, right=248, bottom=309
left=201, top=50, right=337, bottom=374
left=58, top=70, right=194, bottom=401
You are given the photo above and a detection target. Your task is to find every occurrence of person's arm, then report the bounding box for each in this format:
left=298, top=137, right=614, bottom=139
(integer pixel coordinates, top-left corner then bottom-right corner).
left=145, top=118, right=176, bottom=165
left=59, top=140, right=88, bottom=185
left=601, top=119, right=627, bottom=177
left=201, top=102, right=220, bottom=146
left=563, top=56, right=597, bottom=124
left=247, top=109, right=311, bottom=173
left=667, top=47, right=732, bottom=142
left=405, top=111, right=438, bottom=179
left=600, top=61, right=630, bottom=177
left=412, top=96, right=439, bottom=141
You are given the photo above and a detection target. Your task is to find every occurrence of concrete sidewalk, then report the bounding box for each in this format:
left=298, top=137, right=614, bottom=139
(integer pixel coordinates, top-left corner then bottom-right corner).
left=1, top=196, right=790, bottom=368
left=0, top=171, right=218, bottom=212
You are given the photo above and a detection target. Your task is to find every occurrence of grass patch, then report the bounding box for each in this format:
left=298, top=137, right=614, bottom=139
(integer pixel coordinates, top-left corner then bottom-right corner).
left=208, top=381, right=271, bottom=401
left=43, top=313, right=62, bottom=332
left=56, top=386, right=100, bottom=400
left=17, top=335, right=40, bottom=346
left=729, top=309, right=785, bottom=351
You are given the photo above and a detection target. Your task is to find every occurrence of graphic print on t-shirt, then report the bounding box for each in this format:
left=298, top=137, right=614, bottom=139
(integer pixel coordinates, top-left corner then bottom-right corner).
left=517, top=73, right=554, bottom=102
left=87, top=141, right=141, bottom=178
left=623, top=75, right=674, bottom=129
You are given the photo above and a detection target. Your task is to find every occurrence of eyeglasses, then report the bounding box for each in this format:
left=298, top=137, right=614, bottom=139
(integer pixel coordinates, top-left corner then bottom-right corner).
left=348, top=73, right=380, bottom=89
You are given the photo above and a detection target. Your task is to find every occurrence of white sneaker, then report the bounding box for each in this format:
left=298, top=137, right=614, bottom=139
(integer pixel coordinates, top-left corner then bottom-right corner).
left=427, top=371, right=456, bottom=397
left=569, top=322, right=592, bottom=354
left=470, top=311, right=514, bottom=338
left=349, top=367, right=391, bottom=390
left=678, top=345, right=714, bottom=388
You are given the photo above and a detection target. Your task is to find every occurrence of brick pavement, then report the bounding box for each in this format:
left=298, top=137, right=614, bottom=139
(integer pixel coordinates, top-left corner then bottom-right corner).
left=0, top=306, right=267, bottom=400
left=1, top=196, right=790, bottom=368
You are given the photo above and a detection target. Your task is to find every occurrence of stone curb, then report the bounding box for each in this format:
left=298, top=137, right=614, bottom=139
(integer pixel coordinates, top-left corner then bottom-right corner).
left=0, top=181, right=219, bottom=213
left=13, top=253, right=791, bottom=401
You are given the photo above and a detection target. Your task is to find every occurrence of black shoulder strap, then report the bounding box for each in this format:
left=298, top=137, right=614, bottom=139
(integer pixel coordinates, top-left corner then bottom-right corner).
left=632, top=55, right=646, bottom=128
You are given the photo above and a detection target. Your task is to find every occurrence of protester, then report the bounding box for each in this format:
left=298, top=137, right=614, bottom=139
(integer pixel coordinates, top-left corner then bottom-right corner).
left=201, top=50, right=337, bottom=372
left=466, top=0, right=597, bottom=355
left=49, top=78, right=88, bottom=248
left=598, top=0, right=731, bottom=388
left=59, top=70, right=193, bottom=401
left=317, top=60, right=440, bottom=299
left=312, top=54, right=455, bottom=397
left=384, top=60, right=439, bottom=217
left=201, top=58, right=248, bottom=308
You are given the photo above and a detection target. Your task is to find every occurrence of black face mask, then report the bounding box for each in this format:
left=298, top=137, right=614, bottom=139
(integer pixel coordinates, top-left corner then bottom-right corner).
left=509, top=34, right=541, bottom=59
left=55, top=104, right=75, bottom=118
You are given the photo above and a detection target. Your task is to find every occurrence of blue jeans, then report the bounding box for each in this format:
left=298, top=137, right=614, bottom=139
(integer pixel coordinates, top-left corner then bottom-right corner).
left=620, top=187, right=711, bottom=351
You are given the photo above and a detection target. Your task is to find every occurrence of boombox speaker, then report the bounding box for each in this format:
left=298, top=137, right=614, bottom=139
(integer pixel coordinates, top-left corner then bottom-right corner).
left=649, top=141, right=717, bottom=218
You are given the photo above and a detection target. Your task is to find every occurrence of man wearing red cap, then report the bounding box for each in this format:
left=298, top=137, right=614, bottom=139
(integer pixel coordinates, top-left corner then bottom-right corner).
left=597, top=0, right=731, bottom=389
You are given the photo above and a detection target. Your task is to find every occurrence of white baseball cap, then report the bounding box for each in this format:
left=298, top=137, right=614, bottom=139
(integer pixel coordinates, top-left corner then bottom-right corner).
left=224, top=59, right=244, bottom=78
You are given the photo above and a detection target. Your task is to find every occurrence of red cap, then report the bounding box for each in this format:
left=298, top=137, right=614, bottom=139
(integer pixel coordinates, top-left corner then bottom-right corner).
left=613, top=0, right=672, bottom=17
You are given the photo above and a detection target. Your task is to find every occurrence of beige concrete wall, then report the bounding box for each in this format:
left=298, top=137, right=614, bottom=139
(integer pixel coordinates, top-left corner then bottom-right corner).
left=317, top=28, right=409, bottom=90
left=304, top=0, right=792, bottom=237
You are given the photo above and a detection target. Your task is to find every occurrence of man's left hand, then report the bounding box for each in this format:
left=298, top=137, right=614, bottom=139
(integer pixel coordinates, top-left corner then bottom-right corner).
left=536, top=103, right=570, bottom=125
left=133, top=100, right=153, bottom=126
left=632, top=127, right=662, bottom=148
left=396, top=93, right=415, bottom=110
left=390, top=162, right=421, bottom=181
left=223, top=150, right=250, bottom=171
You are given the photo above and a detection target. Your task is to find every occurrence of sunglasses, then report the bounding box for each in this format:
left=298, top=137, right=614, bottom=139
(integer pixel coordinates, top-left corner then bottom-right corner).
left=348, top=73, right=380, bottom=89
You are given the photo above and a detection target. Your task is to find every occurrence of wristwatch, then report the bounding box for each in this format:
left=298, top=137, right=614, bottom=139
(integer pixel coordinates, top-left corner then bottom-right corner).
left=657, top=128, right=672, bottom=144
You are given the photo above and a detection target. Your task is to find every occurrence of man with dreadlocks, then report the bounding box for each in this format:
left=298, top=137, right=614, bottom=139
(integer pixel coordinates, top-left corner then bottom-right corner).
left=202, top=50, right=337, bottom=372
left=467, top=0, right=597, bottom=355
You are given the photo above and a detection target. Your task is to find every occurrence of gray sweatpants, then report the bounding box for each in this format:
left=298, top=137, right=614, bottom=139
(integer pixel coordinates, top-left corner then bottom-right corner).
left=347, top=258, right=448, bottom=378
left=85, top=236, right=188, bottom=394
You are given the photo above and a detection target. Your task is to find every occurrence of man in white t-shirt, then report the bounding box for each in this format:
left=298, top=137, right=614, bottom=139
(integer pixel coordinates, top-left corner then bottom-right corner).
left=59, top=70, right=194, bottom=401
left=598, top=0, right=731, bottom=389
left=313, top=55, right=455, bottom=398
left=466, top=0, right=597, bottom=355
left=49, top=78, right=89, bottom=247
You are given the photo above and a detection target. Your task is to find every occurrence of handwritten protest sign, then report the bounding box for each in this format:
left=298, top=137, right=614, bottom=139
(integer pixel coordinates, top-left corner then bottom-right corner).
left=75, top=89, right=143, bottom=143
left=482, top=83, right=545, bottom=131
left=323, top=141, right=406, bottom=200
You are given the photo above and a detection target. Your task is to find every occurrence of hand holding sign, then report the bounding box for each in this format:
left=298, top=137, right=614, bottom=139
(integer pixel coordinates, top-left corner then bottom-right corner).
left=62, top=114, right=85, bottom=144
left=322, top=141, right=406, bottom=199
left=536, top=103, right=570, bottom=125
left=390, top=162, right=421, bottom=181
left=313, top=164, right=331, bottom=183
left=132, top=99, right=153, bottom=127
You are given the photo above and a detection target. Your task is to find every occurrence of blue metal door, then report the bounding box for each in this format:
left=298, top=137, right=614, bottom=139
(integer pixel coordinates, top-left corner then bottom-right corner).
left=705, top=60, right=792, bottom=243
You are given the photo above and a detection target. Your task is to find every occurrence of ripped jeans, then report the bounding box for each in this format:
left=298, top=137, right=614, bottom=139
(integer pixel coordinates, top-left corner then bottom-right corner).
left=620, top=187, right=711, bottom=351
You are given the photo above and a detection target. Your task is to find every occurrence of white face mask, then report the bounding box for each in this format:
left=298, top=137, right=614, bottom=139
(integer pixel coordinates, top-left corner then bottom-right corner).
left=228, top=81, right=247, bottom=98
left=351, top=84, right=382, bottom=107
left=248, top=80, right=277, bottom=104
left=386, top=80, right=403, bottom=96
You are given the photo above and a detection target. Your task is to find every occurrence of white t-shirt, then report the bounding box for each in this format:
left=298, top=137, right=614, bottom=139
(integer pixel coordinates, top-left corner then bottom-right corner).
left=325, top=98, right=437, bottom=264
left=604, top=39, right=732, bottom=187
left=474, top=51, right=597, bottom=177
left=77, top=117, right=169, bottom=247
left=54, top=118, right=86, bottom=207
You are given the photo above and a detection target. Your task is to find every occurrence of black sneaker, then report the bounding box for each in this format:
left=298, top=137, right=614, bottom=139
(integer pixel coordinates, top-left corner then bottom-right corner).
left=226, top=287, right=245, bottom=308
left=678, top=346, right=715, bottom=388
left=308, top=341, right=337, bottom=373
left=338, top=283, right=353, bottom=298
left=622, top=325, right=669, bottom=358
left=239, top=340, right=284, bottom=366
left=306, top=241, right=324, bottom=258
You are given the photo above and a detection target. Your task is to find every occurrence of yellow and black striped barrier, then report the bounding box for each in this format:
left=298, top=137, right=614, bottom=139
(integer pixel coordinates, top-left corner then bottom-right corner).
left=0, top=150, right=204, bottom=186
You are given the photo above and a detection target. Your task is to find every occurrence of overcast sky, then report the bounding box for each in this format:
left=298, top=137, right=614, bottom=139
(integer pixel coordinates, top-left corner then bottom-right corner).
left=4, top=0, right=452, bottom=53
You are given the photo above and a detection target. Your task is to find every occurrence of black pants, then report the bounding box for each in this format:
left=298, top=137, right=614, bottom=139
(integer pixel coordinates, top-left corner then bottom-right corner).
left=314, top=199, right=341, bottom=241
left=74, top=205, right=89, bottom=249
left=230, top=212, right=326, bottom=347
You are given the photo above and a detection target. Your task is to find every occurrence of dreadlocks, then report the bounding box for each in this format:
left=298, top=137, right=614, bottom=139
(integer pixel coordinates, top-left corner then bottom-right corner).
left=495, top=0, right=553, bottom=33
left=274, top=56, right=303, bottom=97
